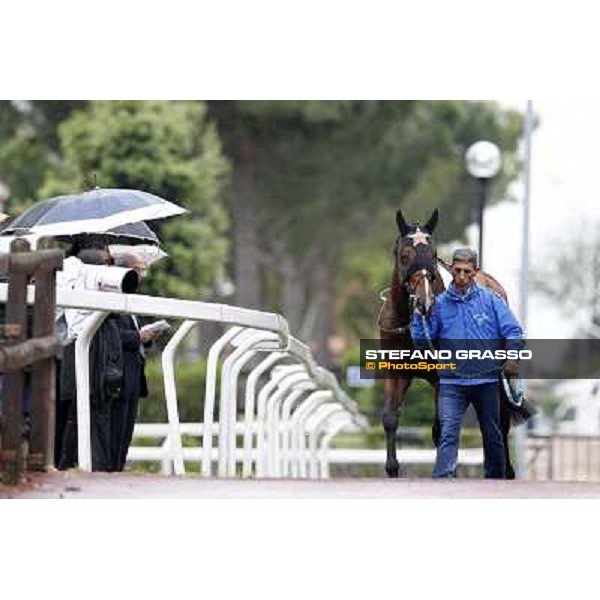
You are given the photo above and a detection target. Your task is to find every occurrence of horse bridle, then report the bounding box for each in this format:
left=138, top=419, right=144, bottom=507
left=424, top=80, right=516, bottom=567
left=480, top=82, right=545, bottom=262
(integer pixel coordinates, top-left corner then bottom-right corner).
left=378, top=238, right=437, bottom=336
left=404, top=267, right=436, bottom=315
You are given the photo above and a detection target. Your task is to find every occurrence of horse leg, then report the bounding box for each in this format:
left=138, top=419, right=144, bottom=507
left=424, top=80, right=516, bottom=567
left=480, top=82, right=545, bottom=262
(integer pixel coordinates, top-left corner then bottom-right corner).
left=499, top=384, right=515, bottom=479
left=382, top=376, right=411, bottom=478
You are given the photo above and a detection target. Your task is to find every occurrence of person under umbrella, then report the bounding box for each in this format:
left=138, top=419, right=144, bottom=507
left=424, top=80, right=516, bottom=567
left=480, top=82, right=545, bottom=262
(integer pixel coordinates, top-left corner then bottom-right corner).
left=109, top=250, right=159, bottom=471
left=0, top=218, right=164, bottom=255
left=57, top=245, right=128, bottom=471
left=62, top=221, right=161, bottom=254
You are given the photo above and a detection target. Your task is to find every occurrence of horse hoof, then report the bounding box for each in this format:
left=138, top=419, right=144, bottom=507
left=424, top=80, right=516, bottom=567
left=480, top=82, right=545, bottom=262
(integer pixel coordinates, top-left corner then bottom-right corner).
left=432, top=422, right=441, bottom=448
left=385, top=460, right=400, bottom=478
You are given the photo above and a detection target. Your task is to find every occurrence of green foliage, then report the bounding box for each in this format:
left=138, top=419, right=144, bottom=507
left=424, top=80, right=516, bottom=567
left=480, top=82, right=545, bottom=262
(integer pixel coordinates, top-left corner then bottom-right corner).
left=0, top=102, right=52, bottom=210
left=209, top=100, right=525, bottom=341
left=335, top=221, right=395, bottom=340
left=42, top=101, right=230, bottom=298
left=216, top=100, right=523, bottom=249
left=0, top=101, right=85, bottom=212
left=140, top=356, right=212, bottom=423
left=331, top=101, right=525, bottom=340
left=402, top=379, right=437, bottom=425
left=340, top=346, right=436, bottom=427
left=0, top=125, right=49, bottom=209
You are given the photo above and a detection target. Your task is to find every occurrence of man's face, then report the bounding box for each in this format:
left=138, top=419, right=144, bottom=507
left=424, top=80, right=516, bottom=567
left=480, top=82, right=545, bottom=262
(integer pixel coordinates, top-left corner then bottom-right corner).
left=99, top=248, right=112, bottom=265
left=451, top=260, right=477, bottom=291
left=130, top=258, right=147, bottom=280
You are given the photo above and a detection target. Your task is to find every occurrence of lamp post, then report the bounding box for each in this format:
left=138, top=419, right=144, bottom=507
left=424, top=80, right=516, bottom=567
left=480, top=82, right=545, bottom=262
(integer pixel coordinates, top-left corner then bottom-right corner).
left=465, top=141, right=502, bottom=269
left=0, top=179, right=9, bottom=220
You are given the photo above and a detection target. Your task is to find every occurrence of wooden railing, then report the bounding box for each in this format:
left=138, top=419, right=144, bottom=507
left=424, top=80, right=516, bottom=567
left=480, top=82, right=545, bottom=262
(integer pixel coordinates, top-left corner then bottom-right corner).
left=0, top=241, right=63, bottom=484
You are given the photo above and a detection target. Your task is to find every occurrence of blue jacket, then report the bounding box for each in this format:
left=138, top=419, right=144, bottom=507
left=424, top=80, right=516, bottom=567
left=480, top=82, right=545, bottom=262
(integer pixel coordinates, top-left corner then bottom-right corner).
left=411, top=282, right=523, bottom=385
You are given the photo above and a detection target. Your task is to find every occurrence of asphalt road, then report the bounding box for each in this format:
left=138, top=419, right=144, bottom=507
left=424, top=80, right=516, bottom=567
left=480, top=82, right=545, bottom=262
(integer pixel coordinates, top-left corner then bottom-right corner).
left=3, top=471, right=600, bottom=498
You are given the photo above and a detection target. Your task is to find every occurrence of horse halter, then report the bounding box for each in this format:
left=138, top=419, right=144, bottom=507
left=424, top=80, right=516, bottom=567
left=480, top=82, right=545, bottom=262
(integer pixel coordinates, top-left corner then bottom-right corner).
left=405, top=267, right=436, bottom=315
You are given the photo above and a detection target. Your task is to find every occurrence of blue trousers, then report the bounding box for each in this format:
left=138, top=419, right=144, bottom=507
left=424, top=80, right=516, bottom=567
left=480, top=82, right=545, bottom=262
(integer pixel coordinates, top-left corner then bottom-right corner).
left=433, top=382, right=506, bottom=479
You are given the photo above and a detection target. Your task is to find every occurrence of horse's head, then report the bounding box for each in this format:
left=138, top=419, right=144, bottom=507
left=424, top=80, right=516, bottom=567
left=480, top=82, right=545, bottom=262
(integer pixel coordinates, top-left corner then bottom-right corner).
left=394, top=208, right=439, bottom=317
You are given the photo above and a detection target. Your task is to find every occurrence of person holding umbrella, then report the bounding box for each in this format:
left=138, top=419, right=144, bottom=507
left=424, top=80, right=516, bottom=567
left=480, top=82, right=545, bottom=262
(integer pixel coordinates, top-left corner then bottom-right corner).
left=2, top=187, right=185, bottom=470
left=57, top=244, right=127, bottom=471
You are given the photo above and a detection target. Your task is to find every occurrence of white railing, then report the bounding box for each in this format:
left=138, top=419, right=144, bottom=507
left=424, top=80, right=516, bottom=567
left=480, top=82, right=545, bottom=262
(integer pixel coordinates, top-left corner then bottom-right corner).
left=126, top=423, right=484, bottom=479
left=0, top=283, right=367, bottom=478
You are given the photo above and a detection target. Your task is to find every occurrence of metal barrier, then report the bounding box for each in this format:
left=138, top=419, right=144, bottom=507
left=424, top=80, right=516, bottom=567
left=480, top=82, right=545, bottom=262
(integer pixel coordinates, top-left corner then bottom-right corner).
left=526, top=434, right=600, bottom=482
left=126, top=425, right=483, bottom=479
left=0, top=280, right=367, bottom=478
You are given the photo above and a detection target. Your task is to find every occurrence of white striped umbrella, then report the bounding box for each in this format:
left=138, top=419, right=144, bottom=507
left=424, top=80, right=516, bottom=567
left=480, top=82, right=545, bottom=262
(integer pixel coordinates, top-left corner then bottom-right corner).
left=2, top=188, right=187, bottom=237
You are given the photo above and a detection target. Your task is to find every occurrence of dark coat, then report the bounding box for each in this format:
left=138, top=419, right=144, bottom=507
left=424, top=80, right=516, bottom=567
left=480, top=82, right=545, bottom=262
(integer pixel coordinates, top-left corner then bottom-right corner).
left=58, top=315, right=123, bottom=471
left=111, top=314, right=148, bottom=470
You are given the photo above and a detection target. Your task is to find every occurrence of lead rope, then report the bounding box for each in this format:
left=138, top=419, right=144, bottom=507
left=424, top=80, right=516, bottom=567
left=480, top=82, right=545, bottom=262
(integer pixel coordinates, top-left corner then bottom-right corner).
left=419, top=313, right=436, bottom=353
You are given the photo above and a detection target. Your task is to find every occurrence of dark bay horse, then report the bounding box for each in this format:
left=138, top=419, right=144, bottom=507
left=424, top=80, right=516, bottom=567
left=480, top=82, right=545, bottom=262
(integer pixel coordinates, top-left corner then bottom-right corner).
left=378, top=208, right=515, bottom=479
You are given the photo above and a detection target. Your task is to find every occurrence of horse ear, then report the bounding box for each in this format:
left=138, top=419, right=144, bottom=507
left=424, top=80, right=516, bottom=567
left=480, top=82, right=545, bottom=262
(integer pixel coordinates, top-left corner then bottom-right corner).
left=424, top=208, right=439, bottom=234
left=396, top=209, right=409, bottom=237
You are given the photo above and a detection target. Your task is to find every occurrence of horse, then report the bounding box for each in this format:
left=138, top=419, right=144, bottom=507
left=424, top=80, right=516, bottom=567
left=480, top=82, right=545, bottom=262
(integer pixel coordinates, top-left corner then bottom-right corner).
left=378, top=207, right=516, bottom=479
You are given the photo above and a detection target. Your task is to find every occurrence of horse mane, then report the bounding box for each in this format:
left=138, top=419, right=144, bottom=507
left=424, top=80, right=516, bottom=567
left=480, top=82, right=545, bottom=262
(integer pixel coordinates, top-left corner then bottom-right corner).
left=377, top=262, right=411, bottom=336
left=390, top=263, right=403, bottom=303
left=433, top=266, right=446, bottom=295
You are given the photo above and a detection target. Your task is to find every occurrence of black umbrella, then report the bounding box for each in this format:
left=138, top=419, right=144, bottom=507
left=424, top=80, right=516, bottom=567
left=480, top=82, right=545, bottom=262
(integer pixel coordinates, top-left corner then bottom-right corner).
left=2, top=188, right=187, bottom=237
left=55, top=221, right=161, bottom=247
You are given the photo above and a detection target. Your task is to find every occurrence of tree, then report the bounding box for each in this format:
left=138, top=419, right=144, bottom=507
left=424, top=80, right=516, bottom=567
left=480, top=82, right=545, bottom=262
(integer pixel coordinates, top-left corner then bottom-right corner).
left=0, top=101, right=85, bottom=214
left=42, top=101, right=229, bottom=299
left=208, top=101, right=525, bottom=360
left=532, top=219, right=600, bottom=329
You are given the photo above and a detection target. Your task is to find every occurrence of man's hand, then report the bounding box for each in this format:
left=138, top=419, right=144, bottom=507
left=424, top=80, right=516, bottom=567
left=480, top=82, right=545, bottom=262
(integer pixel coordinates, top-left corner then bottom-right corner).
left=140, top=329, right=155, bottom=344
left=503, top=359, right=519, bottom=378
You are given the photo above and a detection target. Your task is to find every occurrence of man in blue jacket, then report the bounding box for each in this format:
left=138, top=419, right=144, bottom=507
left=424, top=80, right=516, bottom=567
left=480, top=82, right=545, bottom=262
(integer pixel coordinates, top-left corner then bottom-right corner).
left=411, top=248, right=523, bottom=479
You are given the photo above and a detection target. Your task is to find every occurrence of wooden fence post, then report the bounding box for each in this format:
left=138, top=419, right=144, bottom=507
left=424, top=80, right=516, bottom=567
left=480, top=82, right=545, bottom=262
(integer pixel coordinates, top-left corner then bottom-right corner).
left=28, top=244, right=63, bottom=471
left=1, top=240, right=30, bottom=484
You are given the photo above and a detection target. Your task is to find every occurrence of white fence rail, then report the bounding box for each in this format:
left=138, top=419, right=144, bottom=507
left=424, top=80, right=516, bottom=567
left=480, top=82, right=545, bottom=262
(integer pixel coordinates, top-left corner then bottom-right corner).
left=0, top=282, right=367, bottom=478
left=128, top=422, right=484, bottom=479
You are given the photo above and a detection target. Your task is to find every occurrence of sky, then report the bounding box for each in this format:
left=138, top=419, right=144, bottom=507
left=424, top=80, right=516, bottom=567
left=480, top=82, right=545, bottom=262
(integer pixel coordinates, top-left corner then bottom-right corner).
left=471, top=100, right=600, bottom=340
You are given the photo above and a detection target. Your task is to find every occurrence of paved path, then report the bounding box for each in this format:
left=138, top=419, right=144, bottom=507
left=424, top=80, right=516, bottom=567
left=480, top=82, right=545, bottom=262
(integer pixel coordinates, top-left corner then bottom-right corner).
left=3, top=472, right=600, bottom=498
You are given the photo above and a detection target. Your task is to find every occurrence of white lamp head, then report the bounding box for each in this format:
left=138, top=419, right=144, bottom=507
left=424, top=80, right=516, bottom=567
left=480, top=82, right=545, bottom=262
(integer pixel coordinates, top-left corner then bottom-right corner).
left=465, top=140, right=502, bottom=179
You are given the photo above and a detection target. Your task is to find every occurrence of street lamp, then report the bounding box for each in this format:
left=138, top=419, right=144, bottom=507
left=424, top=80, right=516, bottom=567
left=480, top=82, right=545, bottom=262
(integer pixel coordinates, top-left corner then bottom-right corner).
left=465, top=140, right=502, bottom=269
left=0, top=179, right=9, bottom=220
